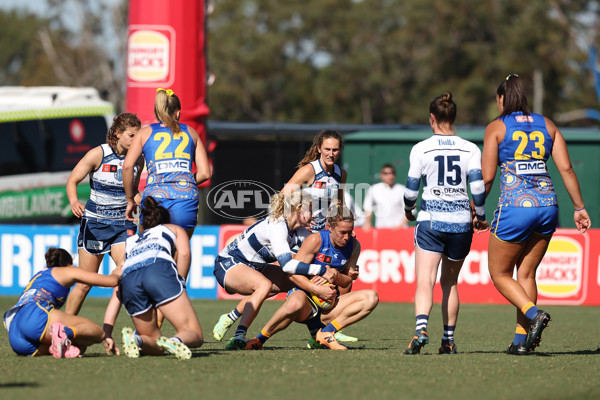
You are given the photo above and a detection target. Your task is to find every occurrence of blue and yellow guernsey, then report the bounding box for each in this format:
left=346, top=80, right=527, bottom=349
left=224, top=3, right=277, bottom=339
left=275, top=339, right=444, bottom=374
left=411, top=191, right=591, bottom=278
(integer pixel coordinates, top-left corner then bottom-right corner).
left=312, top=230, right=354, bottom=273
left=3, top=268, right=69, bottom=331
left=497, top=112, right=557, bottom=208
left=143, top=123, right=198, bottom=201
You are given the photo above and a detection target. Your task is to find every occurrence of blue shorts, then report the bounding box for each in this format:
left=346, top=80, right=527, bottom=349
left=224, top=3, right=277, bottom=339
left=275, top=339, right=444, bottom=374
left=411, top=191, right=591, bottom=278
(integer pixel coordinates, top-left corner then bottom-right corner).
left=414, top=222, right=473, bottom=261
left=491, top=205, right=558, bottom=242
left=77, top=218, right=136, bottom=255
left=7, top=302, right=53, bottom=356
left=213, top=253, right=268, bottom=293
left=121, top=261, right=186, bottom=316
left=142, top=196, right=198, bottom=230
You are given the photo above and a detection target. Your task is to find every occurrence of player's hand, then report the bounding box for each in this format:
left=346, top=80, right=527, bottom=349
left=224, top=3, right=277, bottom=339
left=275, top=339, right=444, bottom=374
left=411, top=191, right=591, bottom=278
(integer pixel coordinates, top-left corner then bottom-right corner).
left=125, top=200, right=139, bottom=222
left=315, top=284, right=337, bottom=303
left=574, top=209, right=591, bottom=234
left=70, top=201, right=85, bottom=218
left=103, top=337, right=120, bottom=356
left=322, top=266, right=338, bottom=283
left=348, top=265, right=359, bottom=280
left=405, top=209, right=416, bottom=221
left=473, top=217, right=489, bottom=233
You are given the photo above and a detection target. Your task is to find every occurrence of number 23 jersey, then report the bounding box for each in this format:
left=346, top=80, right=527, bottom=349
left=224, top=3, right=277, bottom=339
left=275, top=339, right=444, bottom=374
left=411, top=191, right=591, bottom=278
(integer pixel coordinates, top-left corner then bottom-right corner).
left=143, top=122, right=198, bottom=200
left=497, top=112, right=557, bottom=208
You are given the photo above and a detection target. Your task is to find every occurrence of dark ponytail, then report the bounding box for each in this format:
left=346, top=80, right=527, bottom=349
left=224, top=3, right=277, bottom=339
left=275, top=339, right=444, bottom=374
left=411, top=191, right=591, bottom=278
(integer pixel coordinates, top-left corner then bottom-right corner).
left=497, top=74, right=530, bottom=119
left=430, top=92, right=457, bottom=127
left=45, top=247, right=73, bottom=268
left=141, top=196, right=171, bottom=230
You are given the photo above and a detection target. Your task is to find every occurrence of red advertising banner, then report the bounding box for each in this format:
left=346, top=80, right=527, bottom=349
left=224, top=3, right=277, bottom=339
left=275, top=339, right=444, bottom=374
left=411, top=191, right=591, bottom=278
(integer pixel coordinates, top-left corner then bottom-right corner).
left=125, top=0, right=209, bottom=133
left=352, top=228, right=600, bottom=306
left=216, top=225, right=600, bottom=305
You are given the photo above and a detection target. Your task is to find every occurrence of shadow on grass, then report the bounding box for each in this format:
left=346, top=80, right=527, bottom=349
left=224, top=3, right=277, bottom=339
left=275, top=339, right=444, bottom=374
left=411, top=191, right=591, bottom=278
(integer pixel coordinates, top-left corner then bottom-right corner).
left=0, top=382, right=40, bottom=388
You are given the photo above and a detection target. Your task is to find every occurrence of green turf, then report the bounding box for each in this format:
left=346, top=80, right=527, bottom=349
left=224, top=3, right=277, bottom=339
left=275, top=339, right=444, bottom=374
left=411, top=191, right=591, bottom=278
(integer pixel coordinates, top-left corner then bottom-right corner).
left=0, top=297, right=598, bottom=400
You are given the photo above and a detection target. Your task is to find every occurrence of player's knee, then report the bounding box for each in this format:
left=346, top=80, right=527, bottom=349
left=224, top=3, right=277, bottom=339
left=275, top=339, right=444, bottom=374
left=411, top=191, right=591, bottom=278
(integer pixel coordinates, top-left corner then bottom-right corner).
left=282, top=296, right=305, bottom=315
left=74, top=283, right=92, bottom=295
left=364, top=289, right=379, bottom=309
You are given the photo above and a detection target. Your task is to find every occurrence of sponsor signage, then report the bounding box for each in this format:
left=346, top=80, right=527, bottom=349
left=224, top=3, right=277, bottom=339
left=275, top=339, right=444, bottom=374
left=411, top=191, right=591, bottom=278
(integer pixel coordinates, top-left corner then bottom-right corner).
left=2, top=223, right=598, bottom=305
left=127, top=26, right=176, bottom=87
left=0, top=225, right=220, bottom=299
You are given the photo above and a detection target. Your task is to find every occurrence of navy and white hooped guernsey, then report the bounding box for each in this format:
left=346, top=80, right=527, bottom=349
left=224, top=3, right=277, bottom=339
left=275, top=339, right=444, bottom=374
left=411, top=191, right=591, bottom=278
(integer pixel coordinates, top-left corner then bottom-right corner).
left=85, top=144, right=138, bottom=226
left=122, top=225, right=177, bottom=278
left=404, top=134, right=486, bottom=233
left=304, top=159, right=342, bottom=231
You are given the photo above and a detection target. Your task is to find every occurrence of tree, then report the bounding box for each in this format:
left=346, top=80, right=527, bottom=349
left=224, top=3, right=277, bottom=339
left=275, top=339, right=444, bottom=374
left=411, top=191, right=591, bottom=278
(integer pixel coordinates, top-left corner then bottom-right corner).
left=207, top=0, right=600, bottom=125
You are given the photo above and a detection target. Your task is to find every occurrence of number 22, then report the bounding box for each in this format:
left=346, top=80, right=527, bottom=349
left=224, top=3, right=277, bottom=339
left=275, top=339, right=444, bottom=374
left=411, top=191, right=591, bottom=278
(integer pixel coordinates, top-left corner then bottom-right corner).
left=154, top=131, right=191, bottom=160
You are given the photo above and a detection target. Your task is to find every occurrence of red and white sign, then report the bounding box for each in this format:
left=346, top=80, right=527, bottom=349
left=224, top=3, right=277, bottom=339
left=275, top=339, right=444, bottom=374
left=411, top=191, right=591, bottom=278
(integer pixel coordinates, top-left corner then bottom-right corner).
left=215, top=225, right=600, bottom=305
left=127, top=26, right=175, bottom=87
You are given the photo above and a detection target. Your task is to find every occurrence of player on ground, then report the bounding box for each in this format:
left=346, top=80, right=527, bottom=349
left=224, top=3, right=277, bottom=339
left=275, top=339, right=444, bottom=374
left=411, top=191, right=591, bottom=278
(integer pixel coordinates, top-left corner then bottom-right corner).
left=245, top=205, right=378, bottom=351
left=214, top=189, right=339, bottom=350
left=119, top=196, right=204, bottom=360
left=482, top=74, right=590, bottom=355
left=213, top=130, right=357, bottom=342
left=402, top=92, right=488, bottom=355
left=4, top=247, right=120, bottom=357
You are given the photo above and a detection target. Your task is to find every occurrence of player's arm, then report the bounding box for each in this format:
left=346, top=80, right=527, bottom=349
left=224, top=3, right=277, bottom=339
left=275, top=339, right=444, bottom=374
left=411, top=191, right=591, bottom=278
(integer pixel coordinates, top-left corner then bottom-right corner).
left=332, top=239, right=361, bottom=288
left=66, top=146, right=102, bottom=218
left=165, top=224, right=191, bottom=278
left=481, top=119, right=503, bottom=197
left=52, top=266, right=120, bottom=288
left=282, top=164, right=315, bottom=194
left=275, top=231, right=338, bottom=282
left=404, top=146, right=422, bottom=221
left=123, top=126, right=149, bottom=220
left=548, top=119, right=591, bottom=233
left=467, top=146, right=489, bottom=232
left=189, top=126, right=211, bottom=184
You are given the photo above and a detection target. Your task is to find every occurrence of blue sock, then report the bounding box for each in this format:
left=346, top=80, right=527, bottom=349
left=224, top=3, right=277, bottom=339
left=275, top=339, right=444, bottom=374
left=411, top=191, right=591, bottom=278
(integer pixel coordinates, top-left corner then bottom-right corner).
left=513, top=327, right=528, bottom=345
left=304, top=316, right=325, bottom=338
left=63, top=326, right=75, bottom=340
left=416, top=314, right=429, bottom=334
left=234, top=325, right=247, bottom=338
left=522, top=302, right=539, bottom=320
left=228, top=308, right=241, bottom=322
left=442, top=325, right=455, bottom=341
left=257, top=330, right=270, bottom=344
left=321, top=320, right=342, bottom=334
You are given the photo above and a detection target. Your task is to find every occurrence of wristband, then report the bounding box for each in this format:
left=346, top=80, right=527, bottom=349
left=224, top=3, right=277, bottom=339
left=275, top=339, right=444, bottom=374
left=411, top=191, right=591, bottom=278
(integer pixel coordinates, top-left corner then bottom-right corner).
left=575, top=207, right=585, bottom=212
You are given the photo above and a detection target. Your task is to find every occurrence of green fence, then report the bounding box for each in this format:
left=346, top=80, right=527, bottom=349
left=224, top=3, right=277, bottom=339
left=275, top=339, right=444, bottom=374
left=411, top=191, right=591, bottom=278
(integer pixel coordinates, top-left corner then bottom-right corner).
left=342, top=126, right=600, bottom=229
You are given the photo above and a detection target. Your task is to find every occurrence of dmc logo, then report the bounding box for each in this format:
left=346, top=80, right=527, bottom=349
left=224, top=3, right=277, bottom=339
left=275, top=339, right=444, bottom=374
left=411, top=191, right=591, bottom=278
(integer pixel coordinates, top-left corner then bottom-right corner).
left=207, top=180, right=276, bottom=220
left=537, top=236, right=583, bottom=298
left=516, top=161, right=546, bottom=174
left=156, top=160, right=190, bottom=173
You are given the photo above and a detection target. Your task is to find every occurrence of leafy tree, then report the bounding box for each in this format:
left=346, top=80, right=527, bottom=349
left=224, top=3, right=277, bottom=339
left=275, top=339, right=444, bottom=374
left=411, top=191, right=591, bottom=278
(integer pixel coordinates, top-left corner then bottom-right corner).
left=207, top=0, right=600, bottom=125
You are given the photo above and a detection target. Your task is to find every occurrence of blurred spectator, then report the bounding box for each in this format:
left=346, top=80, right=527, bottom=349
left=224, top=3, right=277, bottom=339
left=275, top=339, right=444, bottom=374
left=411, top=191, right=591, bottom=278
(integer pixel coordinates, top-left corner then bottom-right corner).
left=363, top=164, right=408, bottom=230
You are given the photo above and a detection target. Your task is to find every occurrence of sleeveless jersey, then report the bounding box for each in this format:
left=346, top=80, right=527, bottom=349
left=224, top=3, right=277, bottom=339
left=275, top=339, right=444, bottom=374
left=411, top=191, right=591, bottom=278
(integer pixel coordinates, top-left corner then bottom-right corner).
left=304, top=160, right=342, bottom=231
left=405, top=134, right=485, bottom=233
left=122, top=225, right=176, bottom=277
left=143, top=123, right=198, bottom=200
left=219, top=217, right=310, bottom=268
left=3, top=268, right=69, bottom=330
left=313, top=230, right=354, bottom=272
left=497, top=112, right=557, bottom=208
left=85, top=144, right=138, bottom=226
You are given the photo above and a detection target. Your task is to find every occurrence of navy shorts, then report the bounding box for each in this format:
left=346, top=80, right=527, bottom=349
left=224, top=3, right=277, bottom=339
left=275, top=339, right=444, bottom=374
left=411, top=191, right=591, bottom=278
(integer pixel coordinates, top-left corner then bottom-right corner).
left=213, top=254, right=267, bottom=293
left=121, top=261, right=186, bottom=316
left=414, top=222, right=473, bottom=261
left=77, top=218, right=136, bottom=255
left=7, top=302, right=53, bottom=356
left=491, top=205, right=558, bottom=242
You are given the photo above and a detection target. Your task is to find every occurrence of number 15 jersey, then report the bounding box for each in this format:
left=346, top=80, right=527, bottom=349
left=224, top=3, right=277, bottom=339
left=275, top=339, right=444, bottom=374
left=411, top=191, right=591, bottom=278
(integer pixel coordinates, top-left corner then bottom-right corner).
left=405, top=134, right=485, bottom=233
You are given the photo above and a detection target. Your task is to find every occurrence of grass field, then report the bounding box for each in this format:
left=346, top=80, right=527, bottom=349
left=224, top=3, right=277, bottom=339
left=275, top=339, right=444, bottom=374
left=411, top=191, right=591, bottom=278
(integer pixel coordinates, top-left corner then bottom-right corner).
left=0, top=297, right=599, bottom=400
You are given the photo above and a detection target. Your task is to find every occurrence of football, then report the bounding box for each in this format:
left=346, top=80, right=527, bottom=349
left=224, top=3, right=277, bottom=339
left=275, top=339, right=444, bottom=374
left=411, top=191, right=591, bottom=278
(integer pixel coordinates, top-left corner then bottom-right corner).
left=310, top=277, right=338, bottom=311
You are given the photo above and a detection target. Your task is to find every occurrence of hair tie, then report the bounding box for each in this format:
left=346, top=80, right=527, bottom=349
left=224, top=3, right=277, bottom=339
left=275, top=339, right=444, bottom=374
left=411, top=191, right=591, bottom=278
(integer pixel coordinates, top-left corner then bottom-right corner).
left=575, top=207, right=585, bottom=212
left=505, top=74, right=519, bottom=80
left=156, top=88, right=174, bottom=96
